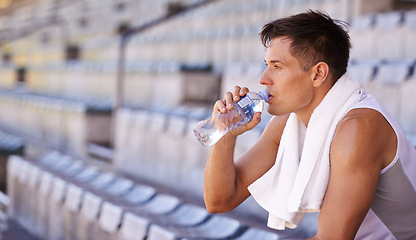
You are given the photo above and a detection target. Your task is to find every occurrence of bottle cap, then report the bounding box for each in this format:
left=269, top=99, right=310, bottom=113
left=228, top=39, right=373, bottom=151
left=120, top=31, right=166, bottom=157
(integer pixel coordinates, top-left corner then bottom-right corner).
left=259, top=90, right=271, bottom=102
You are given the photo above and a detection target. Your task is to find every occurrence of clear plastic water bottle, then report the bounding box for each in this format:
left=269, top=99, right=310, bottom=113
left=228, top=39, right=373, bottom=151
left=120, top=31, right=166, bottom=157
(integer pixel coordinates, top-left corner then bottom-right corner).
left=194, top=90, right=270, bottom=147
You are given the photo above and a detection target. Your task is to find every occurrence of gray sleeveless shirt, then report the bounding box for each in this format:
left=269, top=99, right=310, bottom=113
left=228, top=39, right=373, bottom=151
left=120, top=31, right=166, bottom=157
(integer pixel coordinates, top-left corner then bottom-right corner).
left=351, top=91, right=416, bottom=240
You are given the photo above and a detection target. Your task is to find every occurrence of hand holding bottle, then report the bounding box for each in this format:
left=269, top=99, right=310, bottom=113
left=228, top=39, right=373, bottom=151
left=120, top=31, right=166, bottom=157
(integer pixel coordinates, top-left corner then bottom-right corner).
left=194, top=86, right=270, bottom=147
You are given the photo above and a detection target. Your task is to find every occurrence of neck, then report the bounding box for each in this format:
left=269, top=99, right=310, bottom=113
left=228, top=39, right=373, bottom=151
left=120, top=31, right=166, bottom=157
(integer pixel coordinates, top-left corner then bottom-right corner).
left=296, top=83, right=333, bottom=127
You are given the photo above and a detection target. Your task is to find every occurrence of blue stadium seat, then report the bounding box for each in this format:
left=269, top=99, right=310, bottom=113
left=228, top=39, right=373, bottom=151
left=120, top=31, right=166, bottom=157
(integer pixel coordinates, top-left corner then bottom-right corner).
left=232, top=227, right=281, bottom=240
left=147, top=214, right=245, bottom=240
left=129, top=193, right=181, bottom=217
left=151, top=203, right=211, bottom=228
left=113, top=183, right=156, bottom=206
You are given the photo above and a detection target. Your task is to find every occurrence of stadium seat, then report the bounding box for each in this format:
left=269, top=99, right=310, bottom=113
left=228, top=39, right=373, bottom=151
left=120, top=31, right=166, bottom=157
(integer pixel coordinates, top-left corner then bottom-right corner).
left=96, top=193, right=180, bottom=239
left=347, top=60, right=379, bottom=86
left=128, top=193, right=181, bottom=218
left=153, top=203, right=211, bottom=227
left=112, top=183, right=156, bottom=207
left=48, top=177, right=68, bottom=240
left=147, top=214, right=245, bottom=240
left=232, top=227, right=281, bottom=240
left=35, top=171, right=55, bottom=238
left=399, top=67, right=416, bottom=134
left=235, top=126, right=263, bottom=159
left=375, top=61, right=412, bottom=85
left=349, top=14, right=376, bottom=60
left=366, top=61, right=414, bottom=122
left=118, top=212, right=150, bottom=240
left=64, top=183, right=84, bottom=213
left=144, top=111, right=169, bottom=182
left=158, top=109, right=189, bottom=190
left=182, top=109, right=211, bottom=196
left=81, top=171, right=116, bottom=193
left=101, top=177, right=134, bottom=200
left=78, top=192, right=104, bottom=240
left=62, top=183, right=86, bottom=240
left=114, top=108, right=135, bottom=164
left=6, top=155, right=24, bottom=218
left=374, top=11, right=405, bottom=60
left=146, top=224, right=177, bottom=240
left=9, top=158, right=33, bottom=231
left=97, top=201, right=124, bottom=239
left=120, top=109, right=149, bottom=177
left=404, top=10, right=416, bottom=60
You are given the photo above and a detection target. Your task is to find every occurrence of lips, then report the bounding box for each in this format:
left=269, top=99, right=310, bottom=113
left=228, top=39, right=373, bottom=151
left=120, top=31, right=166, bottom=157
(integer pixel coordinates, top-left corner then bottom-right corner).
left=266, top=92, right=274, bottom=103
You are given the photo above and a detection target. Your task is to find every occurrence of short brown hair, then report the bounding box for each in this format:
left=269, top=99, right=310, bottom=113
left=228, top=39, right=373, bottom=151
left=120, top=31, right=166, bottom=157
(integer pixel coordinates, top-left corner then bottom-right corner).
left=260, top=10, right=351, bottom=81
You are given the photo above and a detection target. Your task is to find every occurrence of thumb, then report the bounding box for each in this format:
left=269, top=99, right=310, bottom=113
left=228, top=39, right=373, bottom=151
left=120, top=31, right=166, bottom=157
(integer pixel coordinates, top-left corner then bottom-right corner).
left=245, top=112, right=262, bottom=131
left=230, top=112, right=262, bottom=136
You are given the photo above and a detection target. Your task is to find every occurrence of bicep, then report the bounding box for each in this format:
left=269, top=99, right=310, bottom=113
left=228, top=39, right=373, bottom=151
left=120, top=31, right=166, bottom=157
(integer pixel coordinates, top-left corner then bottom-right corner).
left=317, top=154, right=380, bottom=239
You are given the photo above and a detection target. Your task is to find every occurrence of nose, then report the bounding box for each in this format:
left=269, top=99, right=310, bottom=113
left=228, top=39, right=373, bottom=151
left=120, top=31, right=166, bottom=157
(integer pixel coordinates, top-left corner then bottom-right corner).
left=259, top=68, right=272, bottom=86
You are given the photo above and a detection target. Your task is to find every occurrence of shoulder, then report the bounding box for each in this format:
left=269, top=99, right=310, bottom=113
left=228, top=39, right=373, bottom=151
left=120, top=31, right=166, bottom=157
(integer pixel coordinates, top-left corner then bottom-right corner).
left=331, top=108, right=397, bottom=170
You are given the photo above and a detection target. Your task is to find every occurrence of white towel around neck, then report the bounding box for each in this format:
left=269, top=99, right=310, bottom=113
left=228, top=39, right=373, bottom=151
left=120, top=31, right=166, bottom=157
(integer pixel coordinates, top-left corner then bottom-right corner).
left=248, top=75, right=361, bottom=230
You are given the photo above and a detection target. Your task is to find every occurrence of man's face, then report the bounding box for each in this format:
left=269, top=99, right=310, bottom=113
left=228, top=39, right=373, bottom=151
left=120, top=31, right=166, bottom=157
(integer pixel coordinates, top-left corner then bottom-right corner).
left=260, top=37, right=316, bottom=116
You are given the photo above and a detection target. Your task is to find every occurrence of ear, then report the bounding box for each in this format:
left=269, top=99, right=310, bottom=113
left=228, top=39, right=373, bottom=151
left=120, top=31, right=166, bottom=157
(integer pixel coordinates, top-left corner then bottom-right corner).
left=311, top=62, right=329, bottom=88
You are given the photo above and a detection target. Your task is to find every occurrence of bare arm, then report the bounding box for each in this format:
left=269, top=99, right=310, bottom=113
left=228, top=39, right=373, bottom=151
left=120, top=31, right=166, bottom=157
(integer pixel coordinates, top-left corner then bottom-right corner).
left=311, top=108, right=397, bottom=240
left=203, top=86, right=288, bottom=213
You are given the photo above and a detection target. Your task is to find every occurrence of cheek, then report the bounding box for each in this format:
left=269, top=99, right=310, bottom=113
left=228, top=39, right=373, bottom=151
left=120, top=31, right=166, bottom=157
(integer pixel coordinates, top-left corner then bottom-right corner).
left=292, top=83, right=314, bottom=104
left=274, top=82, right=313, bottom=112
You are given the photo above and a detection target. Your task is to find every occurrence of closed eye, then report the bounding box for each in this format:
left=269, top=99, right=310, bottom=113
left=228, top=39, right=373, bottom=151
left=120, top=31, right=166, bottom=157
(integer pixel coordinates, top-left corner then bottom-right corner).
left=265, top=60, right=283, bottom=70
left=264, top=62, right=280, bottom=69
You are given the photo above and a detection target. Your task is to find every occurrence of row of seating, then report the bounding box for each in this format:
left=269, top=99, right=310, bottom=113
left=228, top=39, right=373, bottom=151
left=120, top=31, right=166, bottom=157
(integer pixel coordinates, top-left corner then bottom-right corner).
left=347, top=60, right=416, bottom=136
left=33, top=0, right=348, bottom=38
left=0, top=0, right=351, bottom=68
left=0, top=60, right=221, bottom=108
left=0, top=131, right=24, bottom=193
left=3, top=57, right=415, bottom=111
left=112, top=106, right=272, bottom=202
left=0, top=87, right=271, bottom=222
left=7, top=152, right=302, bottom=239
left=0, top=89, right=112, bottom=158
left=349, top=10, right=416, bottom=61
left=45, top=7, right=416, bottom=61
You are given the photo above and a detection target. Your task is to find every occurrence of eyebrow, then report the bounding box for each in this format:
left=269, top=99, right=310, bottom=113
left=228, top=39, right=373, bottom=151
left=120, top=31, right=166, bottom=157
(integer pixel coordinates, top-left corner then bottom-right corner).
left=264, top=59, right=285, bottom=65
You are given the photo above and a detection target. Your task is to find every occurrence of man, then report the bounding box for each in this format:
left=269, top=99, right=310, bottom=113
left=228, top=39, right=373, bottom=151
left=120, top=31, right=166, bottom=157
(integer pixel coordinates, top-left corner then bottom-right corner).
left=203, top=10, right=416, bottom=239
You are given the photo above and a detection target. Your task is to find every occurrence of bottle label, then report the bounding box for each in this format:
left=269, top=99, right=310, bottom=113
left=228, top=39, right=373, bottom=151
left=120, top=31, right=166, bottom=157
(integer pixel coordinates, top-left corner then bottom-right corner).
left=237, top=96, right=255, bottom=119
left=237, top=96, right=252, bottom=109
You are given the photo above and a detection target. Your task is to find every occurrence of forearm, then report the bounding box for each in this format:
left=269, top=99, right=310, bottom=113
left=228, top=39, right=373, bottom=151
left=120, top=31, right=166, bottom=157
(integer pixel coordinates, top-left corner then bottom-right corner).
left=203, top=132, right=240, bottom=213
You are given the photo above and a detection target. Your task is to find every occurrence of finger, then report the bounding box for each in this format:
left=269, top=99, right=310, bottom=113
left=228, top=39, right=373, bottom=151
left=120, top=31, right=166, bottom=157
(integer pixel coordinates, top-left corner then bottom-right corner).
left=224, top=92, right=234, bottom=110
left=244, top=112, right=262, bottom=131
left=240, top=87, right=249, bottom=97
left=232, top=86, right=242, bottom=102
left=230, top=112, right=262, bottom=137
left=214, top=99, right=227, bottom=115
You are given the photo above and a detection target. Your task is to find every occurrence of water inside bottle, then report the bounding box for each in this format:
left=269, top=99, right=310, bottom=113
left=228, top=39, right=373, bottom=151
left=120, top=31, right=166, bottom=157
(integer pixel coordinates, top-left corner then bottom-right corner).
left=194, top=90, right=269, bottom=147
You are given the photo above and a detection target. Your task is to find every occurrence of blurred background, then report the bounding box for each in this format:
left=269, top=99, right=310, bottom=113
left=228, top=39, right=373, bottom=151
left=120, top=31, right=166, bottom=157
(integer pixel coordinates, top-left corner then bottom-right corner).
left=0, top=0, right=415, bottom=239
